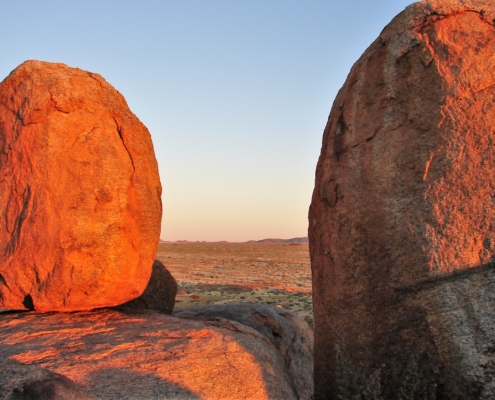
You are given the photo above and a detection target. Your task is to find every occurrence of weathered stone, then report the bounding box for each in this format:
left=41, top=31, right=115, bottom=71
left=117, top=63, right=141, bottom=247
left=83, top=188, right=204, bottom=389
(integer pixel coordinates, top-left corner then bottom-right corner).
left=0, top=60, right=162, bottom=312
left=309, top=1, right=495, bottom=398
left=0, top=309, right=298, bottom=399
left=121, top=260, right=177, bottom=314
left=0, top=362, right=94, bottom=400
left=174, top=303, right=314, bottom=399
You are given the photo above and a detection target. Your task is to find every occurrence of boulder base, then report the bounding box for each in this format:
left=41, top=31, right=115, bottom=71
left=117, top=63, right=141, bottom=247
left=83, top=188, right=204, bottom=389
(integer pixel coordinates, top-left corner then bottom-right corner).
left=121, top=259, right=177, bottom=314
left=174, top=303, right=314, bottom=399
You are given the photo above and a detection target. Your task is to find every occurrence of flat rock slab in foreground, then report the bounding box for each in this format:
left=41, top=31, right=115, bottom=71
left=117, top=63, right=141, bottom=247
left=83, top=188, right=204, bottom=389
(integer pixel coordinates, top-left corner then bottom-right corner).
left=174, top=303, right=314, bottom=400
left=0, top=309, right=298, bottom=399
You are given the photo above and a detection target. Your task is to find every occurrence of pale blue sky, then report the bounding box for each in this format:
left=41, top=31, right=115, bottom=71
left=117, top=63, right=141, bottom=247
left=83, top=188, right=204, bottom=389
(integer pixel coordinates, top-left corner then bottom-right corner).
left=0, top=0, right=413, bottom=241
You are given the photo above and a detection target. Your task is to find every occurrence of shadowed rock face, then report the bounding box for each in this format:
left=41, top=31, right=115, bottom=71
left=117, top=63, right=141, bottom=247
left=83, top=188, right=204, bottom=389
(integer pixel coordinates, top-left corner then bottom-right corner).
left=0, top=362, right=94, bottom=400
left=121, top=259, right=178, bottom=314
left=0, top=60, right=162, bottom=312
left=309, top=1, right=495, bottom=398
left=0, top=309, right=298, bottom=399
left=174, top=303, right=314, bottom=400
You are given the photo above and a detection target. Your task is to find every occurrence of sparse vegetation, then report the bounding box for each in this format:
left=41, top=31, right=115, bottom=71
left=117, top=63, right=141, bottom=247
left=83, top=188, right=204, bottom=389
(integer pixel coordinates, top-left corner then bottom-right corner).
left=156, top=242, right=313, bottom=323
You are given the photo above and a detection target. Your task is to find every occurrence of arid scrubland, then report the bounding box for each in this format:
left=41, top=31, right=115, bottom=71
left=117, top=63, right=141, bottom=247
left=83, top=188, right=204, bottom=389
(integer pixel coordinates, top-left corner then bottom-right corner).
left=156, top=242, right=314, bottom=327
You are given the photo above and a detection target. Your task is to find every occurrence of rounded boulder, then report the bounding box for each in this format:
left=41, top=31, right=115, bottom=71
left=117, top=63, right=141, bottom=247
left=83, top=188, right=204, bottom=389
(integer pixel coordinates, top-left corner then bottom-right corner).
left=0, top=60, right=162, bottom=312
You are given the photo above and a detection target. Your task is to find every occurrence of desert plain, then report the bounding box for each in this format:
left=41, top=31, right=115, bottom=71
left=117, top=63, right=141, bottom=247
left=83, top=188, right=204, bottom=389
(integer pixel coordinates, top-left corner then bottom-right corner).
left=157, top=241, right=314, bottom=328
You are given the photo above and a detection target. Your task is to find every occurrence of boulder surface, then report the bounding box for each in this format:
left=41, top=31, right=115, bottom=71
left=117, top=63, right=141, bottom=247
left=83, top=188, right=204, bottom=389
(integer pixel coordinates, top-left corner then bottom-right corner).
left=0, top=308, right=298, bottom=399
left=174, top=303, right=314, bottom=399
left=309, top=1, right=495, bottom=398
left=0, top=60, right=162, bottom=312
left=121, top=259, right=178, bottom=314
left=0, top=362, right=94, bottom=400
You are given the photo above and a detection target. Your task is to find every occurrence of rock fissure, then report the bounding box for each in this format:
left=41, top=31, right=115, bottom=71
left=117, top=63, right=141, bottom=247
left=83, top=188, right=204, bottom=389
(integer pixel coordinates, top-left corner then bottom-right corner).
left=329, top=124, right=389, bottom=161
left=0, top=273, right=8, bottom=289
left=5, top=185, right=31, bottom=257
left=112, top=116, right=136, bottom=179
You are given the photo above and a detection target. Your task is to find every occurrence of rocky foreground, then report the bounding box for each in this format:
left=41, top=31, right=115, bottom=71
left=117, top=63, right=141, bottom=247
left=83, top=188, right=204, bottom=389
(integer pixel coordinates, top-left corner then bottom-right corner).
left=0, top=306, right=313, bottom=399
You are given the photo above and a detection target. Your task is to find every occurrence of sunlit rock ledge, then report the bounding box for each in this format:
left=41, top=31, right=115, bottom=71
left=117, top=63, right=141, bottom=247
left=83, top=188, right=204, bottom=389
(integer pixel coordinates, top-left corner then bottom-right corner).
left=0, top=307, right=312, bottom=399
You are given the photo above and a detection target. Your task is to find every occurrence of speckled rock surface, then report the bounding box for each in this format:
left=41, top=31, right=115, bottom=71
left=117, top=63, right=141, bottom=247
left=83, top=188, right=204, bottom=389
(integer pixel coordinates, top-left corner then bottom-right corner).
left=0, top=60, right=162, bottom=312
left=309, top=0, right=495, bottom=398
left=175, top=303, right=314, bottom=399
left=0, top=361, right=94, bottom=400
left=0, top=308, right=298, bottom=399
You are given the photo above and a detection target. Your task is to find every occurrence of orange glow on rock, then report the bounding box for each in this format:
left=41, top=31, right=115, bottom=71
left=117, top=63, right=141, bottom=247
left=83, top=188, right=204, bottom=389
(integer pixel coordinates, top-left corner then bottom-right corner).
left=0, top=309, right=298, bottom=399
left=0, top=61, right=162, bottom=312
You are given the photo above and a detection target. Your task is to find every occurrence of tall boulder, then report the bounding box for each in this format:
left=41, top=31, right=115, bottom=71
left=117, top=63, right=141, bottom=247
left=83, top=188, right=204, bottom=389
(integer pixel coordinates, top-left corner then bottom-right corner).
left=0, top=61, right=162, bottom=312
left=309, top=1, right=495, bottom=398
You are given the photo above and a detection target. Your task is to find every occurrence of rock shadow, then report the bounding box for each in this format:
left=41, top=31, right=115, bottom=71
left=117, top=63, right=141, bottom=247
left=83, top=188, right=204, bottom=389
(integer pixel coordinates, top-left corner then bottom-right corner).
left=83, top=368, right=201, bottom=400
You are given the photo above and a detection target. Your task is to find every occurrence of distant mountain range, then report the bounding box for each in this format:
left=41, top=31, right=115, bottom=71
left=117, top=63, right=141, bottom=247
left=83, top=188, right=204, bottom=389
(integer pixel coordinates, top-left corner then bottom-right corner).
left=246, top=237, right=309, bottom=244
left=159, top=237, right=309, bottom=244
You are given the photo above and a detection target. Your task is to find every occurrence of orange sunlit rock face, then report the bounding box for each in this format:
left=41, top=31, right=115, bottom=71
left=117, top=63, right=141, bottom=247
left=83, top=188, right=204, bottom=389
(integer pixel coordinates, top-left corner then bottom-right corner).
left=174, top=303, right=314, bottom=400
left=309, top=1, right=495, bottom=398
left=0, top=60, right=162, bottom=312
left=0, top=309, right=297, bottom=399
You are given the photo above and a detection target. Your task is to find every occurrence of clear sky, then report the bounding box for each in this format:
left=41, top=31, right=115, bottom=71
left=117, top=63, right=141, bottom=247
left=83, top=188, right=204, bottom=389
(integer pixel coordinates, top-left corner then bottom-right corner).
left=0, top=0, right=413, bottom=242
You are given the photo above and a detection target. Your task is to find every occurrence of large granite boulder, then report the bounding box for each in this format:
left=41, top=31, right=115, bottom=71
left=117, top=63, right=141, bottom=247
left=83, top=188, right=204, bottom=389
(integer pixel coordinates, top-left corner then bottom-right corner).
left=121, top=259, right=178, bottom=314
left=0, top=309, right=298, bottom=399
left=0, top=61, right=162, bottom=312
left=309, top=1, right=495, bottom=398
left=174, top=303, right=314, bottom=399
